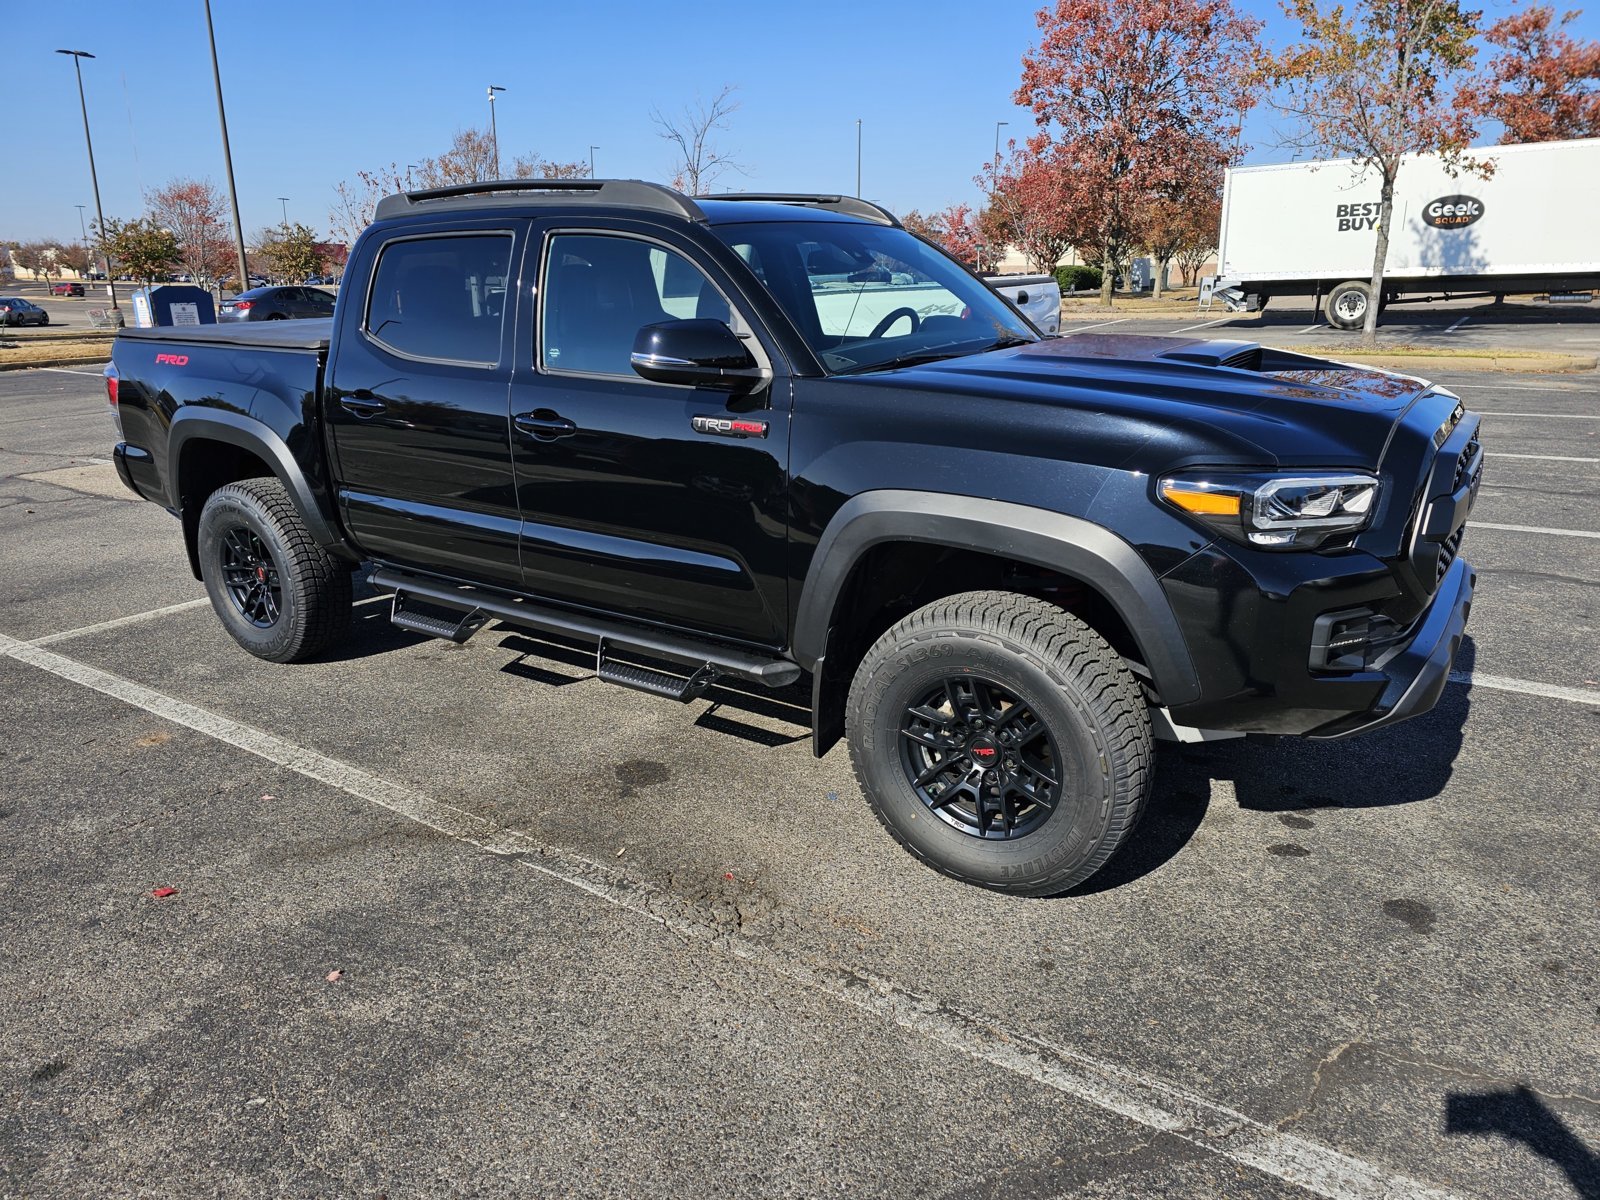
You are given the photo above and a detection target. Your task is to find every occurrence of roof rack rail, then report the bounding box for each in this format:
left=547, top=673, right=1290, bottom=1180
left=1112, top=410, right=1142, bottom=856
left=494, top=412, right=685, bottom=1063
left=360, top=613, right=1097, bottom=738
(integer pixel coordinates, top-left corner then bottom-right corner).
left=698, top=192, right=902, bottom=228
left=374, top=178, right=705, bottom=223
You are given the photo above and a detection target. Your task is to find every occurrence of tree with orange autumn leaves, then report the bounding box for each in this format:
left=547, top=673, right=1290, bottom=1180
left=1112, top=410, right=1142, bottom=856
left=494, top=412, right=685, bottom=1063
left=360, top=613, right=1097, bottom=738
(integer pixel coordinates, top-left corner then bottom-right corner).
left=1014, top=0, right=1261, bottom=305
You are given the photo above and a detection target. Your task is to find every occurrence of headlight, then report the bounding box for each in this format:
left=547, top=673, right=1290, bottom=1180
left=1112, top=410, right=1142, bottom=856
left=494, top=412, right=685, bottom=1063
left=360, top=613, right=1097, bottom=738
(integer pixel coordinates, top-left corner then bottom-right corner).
left=1158, top=471, right=1381, bottom=549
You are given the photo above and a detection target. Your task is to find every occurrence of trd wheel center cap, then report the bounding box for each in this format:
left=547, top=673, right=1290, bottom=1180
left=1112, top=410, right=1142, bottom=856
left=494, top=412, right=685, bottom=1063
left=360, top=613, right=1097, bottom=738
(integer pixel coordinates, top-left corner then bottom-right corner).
left=967, top=735, right=1000, bottom=768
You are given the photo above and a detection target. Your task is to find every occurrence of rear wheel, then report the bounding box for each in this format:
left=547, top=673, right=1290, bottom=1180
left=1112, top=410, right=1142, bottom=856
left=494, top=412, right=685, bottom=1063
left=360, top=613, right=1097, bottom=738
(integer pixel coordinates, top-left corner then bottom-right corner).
left=846, top=591, right=1152, bottom=896
left=197, top=478, right=350, bottom=662
left=1324, top=280, right=1372, bottom=330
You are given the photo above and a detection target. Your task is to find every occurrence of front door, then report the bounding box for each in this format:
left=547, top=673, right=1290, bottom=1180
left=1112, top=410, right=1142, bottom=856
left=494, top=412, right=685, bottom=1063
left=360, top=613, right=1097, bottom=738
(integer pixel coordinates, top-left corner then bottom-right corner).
left=326, top=224, right=524, bottom=588
left=507, top=224, right=790, bottom=646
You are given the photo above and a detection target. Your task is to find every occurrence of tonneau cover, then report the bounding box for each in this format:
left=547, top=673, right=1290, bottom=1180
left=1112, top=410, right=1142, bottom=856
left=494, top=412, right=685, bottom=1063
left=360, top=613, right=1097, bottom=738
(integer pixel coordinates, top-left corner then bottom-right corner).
left=116, top=317, right=332, bottom=352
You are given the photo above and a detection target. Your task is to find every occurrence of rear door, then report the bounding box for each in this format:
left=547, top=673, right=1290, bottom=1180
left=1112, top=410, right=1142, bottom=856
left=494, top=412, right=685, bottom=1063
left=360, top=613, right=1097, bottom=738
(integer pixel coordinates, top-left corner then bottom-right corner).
left=506, top=221, right=791, bottom=646
left=325, top=221, right=525, bottom=587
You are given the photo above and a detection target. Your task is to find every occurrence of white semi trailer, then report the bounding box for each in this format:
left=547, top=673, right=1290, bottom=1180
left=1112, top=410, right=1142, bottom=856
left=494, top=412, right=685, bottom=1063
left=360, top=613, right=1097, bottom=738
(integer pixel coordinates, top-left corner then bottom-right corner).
left=1213, top=138, right=1600, bottom=329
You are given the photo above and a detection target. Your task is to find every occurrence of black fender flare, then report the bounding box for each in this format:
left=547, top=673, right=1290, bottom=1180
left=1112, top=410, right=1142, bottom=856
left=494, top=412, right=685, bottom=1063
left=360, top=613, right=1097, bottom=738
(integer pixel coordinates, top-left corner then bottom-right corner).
left=167, top=407, right=349, bottom=552
left=792, top=490, right=1201, bottom=707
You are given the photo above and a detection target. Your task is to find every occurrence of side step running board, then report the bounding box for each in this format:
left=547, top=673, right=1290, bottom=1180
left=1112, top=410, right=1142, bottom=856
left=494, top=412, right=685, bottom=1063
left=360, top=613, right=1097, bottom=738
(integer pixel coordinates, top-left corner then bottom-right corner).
left=390, top=592, right=488, bottom=644
left=596, top=641, right=719, bottom=703
left=369, top=567, right=801, bottom=689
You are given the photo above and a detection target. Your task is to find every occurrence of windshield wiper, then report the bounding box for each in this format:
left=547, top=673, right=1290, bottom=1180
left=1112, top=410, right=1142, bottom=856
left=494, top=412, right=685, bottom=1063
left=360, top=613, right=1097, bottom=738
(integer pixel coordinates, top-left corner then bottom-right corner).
left=836, top=335, right=1035, bottom=376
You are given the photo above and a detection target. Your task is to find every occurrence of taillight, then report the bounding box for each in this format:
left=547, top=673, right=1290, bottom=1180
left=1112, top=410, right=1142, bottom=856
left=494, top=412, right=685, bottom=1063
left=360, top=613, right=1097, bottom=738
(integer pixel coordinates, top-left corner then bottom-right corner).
left=234, top=300, right=254, bottom=311
left=105, top=363, right=123, bottom=438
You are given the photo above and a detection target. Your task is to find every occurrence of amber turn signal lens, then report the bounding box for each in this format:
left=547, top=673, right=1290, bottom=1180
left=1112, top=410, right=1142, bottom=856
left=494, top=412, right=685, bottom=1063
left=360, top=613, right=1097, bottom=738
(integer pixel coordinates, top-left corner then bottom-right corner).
left=1159, top=482, right=1241, bottom=516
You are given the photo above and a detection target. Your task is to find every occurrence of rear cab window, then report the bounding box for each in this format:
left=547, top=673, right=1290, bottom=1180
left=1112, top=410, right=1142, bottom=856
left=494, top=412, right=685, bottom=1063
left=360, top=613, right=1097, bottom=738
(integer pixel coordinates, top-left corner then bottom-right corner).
left=364, top=233, right=514, bottom=365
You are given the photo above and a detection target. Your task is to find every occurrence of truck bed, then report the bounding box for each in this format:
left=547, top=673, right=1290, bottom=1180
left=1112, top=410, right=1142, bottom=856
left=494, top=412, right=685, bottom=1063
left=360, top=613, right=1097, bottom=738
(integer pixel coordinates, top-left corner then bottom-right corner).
left=116, top=317, right=333, bottom=353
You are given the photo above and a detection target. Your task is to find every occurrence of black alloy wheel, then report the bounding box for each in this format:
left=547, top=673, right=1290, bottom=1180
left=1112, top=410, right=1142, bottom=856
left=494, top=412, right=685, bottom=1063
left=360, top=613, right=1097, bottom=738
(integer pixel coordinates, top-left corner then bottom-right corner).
left=219, top=527, right=282, bottom=627
left=899, top=674, right=1062, bottom=839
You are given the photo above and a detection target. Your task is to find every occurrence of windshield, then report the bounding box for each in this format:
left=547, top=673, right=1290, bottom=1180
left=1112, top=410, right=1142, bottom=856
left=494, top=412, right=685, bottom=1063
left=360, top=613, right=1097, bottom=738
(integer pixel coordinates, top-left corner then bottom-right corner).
left=714, top=220, right=1037, bottom=374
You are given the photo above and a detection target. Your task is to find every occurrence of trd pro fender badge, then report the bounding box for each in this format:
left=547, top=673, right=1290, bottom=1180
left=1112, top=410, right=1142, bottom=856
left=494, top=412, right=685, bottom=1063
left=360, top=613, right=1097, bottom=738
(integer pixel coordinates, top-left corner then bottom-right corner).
left=692, top=415, right=768, bottom=439
left=1422, top=196, right=1484, bottom=229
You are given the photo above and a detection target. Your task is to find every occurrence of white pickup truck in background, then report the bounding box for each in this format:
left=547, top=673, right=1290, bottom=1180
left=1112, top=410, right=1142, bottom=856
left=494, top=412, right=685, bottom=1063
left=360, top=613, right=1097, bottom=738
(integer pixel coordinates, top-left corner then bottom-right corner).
left=985, top=274, right=1062, bottom=334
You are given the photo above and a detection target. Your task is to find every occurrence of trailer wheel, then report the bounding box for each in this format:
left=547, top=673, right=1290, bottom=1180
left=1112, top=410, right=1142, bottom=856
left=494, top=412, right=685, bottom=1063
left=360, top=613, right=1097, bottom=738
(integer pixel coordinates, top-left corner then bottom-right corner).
left=1324, top=281, right=1372, bottom=330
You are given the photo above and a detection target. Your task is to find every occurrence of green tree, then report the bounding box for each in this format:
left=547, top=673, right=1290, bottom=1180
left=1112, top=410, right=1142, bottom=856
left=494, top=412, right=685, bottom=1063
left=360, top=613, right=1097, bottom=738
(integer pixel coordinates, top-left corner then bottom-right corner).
left=96, top=218, right=179, bottom=286
left=255, top=222, right=321, bottom=283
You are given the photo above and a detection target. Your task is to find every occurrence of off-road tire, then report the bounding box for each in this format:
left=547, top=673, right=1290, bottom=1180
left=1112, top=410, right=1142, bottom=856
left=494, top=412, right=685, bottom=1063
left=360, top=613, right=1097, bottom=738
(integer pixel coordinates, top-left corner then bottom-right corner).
left=846, top=591, right=1152, bottom=896
left=197, top=477, right=351, bottom=663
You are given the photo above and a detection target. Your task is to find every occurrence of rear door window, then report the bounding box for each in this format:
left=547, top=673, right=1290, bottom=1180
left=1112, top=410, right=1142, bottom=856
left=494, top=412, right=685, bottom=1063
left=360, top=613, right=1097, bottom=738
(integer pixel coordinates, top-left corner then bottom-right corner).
left=364, top=233, right=513, bottom=365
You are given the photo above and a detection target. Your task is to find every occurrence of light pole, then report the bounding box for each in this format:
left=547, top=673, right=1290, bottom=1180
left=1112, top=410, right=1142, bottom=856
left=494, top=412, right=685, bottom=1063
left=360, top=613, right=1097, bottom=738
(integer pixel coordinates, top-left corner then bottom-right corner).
left=74, top=204, right=89, bottom=243
left=56, top=50, right=118, bottom=316
left=993, top=120, right=1008, bottom=176
left=487, top=85, right=506, bottom=176
left=202, top=0, right=250, bottom=292
left=855, top=119, right=862, bottom=198
left=589, top=145, right=599, bottom=178
left=277, top=196, right=290, bottom=228
left=406, top=163, right=419, bottom=189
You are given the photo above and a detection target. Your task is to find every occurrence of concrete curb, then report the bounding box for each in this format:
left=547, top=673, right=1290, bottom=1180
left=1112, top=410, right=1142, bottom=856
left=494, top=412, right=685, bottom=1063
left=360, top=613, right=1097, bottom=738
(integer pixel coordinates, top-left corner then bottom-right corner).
left=0, top=354, right=110, bottom=372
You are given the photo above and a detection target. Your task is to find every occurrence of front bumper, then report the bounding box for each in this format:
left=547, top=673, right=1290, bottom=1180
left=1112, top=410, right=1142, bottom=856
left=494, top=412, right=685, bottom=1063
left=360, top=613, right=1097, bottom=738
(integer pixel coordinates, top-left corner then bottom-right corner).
left=1305, top=554, right=1474, bottom=738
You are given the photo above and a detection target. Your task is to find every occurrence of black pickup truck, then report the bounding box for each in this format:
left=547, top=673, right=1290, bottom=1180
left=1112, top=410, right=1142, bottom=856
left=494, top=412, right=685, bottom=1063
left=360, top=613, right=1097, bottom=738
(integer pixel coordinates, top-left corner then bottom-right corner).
left=106, top=179, right=1481, bottom=895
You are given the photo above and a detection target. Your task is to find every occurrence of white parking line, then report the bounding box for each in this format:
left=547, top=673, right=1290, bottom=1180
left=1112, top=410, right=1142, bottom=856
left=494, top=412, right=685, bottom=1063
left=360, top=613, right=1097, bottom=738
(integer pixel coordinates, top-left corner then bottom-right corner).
left=1299, top=322, right=1323, bottom=334
left=1450, top=672, right=1599, bottom=705
left=1477, top=412, right=1600, bottom=419
left=1445, top=317, right=1470, bottom=333
left=0, top=627, right=1464, bottom=1200
left=1446, top=384, right=1590, bottom=392
left=1489, top=452, right=1600, bottom=463
left=27, top=592, right=389, bottom=647
left=34, top=366, right=107, bottom=377
left=1174, top=317, right=1235, bottom=334
left=29, top=599, right=211, bottom=646
left=1472, top=521, right=1600, bottom=539
left=1061, top=318, right=1130, bottom=333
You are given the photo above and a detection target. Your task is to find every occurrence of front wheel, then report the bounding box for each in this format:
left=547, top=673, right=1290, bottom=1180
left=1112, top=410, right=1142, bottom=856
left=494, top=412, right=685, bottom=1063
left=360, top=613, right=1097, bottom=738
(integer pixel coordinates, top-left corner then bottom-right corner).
left=197, top=478, right=351, bottom=662
left=846, top=591, right=1152, bottom=896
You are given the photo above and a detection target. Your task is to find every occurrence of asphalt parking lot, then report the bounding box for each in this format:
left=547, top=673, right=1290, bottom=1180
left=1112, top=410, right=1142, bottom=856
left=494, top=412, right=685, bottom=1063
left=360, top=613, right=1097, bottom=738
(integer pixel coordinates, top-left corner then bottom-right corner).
left=1, top=360, right=1597, bottom=1198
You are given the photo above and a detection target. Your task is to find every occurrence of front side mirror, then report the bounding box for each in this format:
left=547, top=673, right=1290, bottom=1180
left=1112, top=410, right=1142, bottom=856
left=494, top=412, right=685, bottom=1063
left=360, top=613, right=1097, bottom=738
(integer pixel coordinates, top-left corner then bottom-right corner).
left=631, top=319, right=765, bottom=392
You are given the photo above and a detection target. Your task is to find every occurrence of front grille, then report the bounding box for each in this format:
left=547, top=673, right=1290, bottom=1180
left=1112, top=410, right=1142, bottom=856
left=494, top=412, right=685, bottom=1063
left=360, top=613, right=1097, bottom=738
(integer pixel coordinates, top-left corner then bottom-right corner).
left=1436, top=525, right=1465, bottom=584
left=1452, top=436, right=1482, bottom=491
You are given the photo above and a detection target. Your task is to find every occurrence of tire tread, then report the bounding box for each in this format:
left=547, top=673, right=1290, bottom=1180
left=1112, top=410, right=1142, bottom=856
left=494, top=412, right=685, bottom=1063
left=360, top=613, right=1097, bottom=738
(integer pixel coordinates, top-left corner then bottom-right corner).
left=845, top=590, right=1152, bottom=896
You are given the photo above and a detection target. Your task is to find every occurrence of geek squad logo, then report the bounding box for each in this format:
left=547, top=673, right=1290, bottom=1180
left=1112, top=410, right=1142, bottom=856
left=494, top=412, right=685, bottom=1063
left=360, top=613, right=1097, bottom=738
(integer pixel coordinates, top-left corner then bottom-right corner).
left=1422, top=195, right=1485, bottom=229
left=1336, top=195, right=1485, bottom=232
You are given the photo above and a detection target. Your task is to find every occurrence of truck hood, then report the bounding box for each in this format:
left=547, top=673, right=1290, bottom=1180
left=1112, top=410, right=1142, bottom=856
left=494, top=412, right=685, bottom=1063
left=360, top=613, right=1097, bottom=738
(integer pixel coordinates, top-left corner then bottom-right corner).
left=875, top=334, right=1443, bottom=470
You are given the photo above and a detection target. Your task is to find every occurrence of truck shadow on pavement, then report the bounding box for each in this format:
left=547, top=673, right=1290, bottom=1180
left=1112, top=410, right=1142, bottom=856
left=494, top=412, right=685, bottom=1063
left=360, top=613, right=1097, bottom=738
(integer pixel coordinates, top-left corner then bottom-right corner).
left=1071, top=636, right=1476, bottom=895
left=1446, top=1086, right=1600, bottom=1200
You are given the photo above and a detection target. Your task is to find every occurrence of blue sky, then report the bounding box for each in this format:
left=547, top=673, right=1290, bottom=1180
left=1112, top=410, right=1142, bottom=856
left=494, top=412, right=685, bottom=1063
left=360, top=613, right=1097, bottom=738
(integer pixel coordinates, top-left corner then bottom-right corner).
left=5, top=0, right=1591, bottom=244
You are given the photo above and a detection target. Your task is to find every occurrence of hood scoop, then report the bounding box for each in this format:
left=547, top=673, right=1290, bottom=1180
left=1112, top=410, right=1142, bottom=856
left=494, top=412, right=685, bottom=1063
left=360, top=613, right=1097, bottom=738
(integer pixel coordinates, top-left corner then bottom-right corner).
left=1156, top=339, right=1263, bottom=371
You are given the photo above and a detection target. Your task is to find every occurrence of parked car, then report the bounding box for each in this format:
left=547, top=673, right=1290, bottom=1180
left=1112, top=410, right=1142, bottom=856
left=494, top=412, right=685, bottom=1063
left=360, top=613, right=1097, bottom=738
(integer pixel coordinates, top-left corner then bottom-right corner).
left=51, top=281, right=86, bottom=297
left=107, top=180, right=1480, bottom=897
left=87, top=270, right=107, bottom=281
left=304, top=275, right=330, bottom=286
left=218, top=286, right=337, bottom=322
left=0, top=297, right=50, bottom=326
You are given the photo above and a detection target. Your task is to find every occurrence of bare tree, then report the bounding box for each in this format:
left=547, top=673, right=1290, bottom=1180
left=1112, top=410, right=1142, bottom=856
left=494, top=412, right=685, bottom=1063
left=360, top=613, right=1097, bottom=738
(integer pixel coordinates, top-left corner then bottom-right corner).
left=329, top=163, right=408, bottom=250
left=652, top=85, right=747, bottom=194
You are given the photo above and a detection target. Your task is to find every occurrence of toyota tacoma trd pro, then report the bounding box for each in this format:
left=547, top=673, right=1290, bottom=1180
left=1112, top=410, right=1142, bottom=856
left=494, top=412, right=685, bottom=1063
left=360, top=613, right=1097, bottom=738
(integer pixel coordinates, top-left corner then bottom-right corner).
left=105, top=180, right=1481, bottom=896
